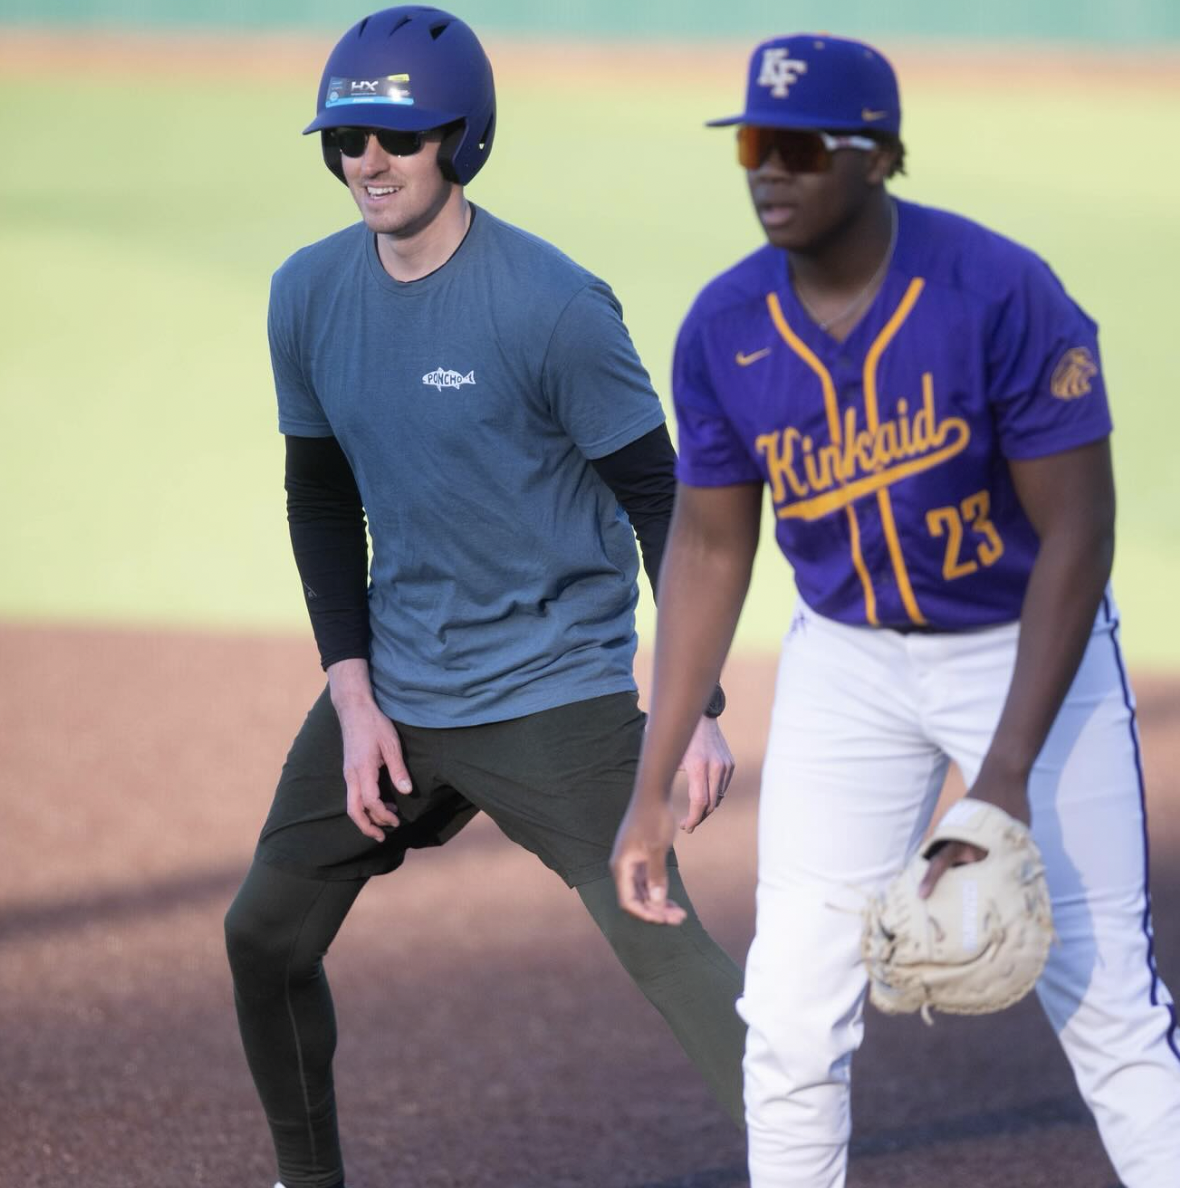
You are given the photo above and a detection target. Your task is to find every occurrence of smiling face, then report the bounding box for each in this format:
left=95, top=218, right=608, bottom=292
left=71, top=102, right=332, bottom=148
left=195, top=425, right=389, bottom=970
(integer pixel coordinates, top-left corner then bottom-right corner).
left=340, top=126, right=456, bottom=239
left=747, top=135, right=896, bottom=254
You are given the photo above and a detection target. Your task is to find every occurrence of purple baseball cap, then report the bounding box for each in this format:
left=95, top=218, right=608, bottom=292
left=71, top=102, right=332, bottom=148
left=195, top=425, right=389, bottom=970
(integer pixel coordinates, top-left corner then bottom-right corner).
left=708, top=33, right=901, bottom=135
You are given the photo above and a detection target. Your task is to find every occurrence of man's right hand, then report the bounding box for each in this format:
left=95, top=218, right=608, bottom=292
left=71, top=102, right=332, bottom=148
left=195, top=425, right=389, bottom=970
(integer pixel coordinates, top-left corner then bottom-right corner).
left=610, top=792, right=686, bottom=926
left=328, top=659, right=413, bottom=842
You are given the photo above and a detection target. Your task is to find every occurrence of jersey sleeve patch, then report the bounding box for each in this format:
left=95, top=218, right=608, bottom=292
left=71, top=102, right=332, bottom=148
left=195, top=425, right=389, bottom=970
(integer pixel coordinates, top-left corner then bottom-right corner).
left=1050, top=346, right=1100, bottom=401
left=987, top=255, right=1112, bottom=459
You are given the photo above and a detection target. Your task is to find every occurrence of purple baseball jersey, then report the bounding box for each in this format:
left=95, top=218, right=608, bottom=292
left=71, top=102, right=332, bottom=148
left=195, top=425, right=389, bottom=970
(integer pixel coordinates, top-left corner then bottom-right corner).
left=674, top=198, right=1112, bottom=629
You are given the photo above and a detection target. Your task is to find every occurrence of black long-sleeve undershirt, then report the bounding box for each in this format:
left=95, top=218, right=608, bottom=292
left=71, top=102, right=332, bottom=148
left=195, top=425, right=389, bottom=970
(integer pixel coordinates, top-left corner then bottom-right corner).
left=588, top=424, right=677, bottom=599
left=284, top=434, right=371, bottom=669
left=284, top=425, right=697, bottom=682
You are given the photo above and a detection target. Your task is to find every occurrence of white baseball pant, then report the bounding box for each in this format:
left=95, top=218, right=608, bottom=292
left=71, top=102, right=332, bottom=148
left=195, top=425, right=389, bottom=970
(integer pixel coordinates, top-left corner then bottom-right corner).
left=740, top=596, right=1180, bottom=1187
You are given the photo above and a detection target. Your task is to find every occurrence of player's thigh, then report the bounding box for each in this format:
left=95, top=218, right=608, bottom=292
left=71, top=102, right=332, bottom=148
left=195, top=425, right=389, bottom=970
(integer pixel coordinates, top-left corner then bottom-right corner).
left=433, top=691, right=654, bottom=888
left=1033, top=622, right=1147, bottom=913
left=917, top=619, right=1018, bottom=781
left=255, top=686, right=479, bottom=882
left=760, top=607, right=947, bottom=891
left=927, top=609, right=1148, bottom=900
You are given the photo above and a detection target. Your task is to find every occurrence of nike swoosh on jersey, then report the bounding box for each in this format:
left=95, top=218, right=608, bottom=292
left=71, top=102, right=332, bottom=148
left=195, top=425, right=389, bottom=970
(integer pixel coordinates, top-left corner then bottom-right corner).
left=736, top=348, right=772, bottom=367
left=862, top=108, right=888, bottom=121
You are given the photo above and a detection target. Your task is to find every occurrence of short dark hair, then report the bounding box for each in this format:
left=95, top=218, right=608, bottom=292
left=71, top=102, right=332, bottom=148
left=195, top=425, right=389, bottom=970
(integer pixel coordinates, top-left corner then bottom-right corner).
left=869, top=132, right=907, bottom=178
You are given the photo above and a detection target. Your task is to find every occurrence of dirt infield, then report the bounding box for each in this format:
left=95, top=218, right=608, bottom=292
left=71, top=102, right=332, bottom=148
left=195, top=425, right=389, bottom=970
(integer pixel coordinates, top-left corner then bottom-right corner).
left=1, top=623, right=1178, bottom=1188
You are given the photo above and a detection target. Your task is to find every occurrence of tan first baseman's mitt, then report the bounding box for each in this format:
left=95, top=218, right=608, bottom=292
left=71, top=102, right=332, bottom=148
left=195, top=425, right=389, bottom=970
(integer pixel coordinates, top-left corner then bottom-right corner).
left=861, top=798, right=1054, bottom=1024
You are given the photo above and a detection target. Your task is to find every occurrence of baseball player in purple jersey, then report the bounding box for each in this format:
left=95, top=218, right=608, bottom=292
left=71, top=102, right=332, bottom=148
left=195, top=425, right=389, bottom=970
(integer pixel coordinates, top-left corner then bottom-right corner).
left=611, top=33, right=1180, bottom=1188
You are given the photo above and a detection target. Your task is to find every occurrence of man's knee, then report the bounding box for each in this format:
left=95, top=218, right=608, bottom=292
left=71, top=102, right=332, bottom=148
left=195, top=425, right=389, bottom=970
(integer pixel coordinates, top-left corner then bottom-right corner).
left=224, top=883, right=291, bottom=995
left=224, top=863, right=328, bottom=994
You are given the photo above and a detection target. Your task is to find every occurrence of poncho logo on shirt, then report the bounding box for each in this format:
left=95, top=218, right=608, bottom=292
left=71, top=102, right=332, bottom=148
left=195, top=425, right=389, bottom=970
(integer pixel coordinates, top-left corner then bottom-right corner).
left=423, top=367, right=476, bottom=391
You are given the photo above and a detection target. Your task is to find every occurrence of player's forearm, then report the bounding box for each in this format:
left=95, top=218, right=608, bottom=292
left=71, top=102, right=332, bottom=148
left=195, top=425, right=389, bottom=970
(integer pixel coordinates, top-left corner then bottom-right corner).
left=327, top=656, right=379, bottom=711
left=636, top=485, right=760, bottom=799
left=980, top=440, right=1117, bottom=795
left=588, top=424, right=677, bottom=597
left=285, top=434, right=371, bottom=670
left=980, top=520, right=1113, bottom=786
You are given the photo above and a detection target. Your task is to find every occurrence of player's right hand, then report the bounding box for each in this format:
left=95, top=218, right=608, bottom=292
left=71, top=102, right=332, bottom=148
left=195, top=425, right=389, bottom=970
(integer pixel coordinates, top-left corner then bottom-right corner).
left=610, top=795, right=687, bottom=926
left=335, top=699, right=413, bottom=842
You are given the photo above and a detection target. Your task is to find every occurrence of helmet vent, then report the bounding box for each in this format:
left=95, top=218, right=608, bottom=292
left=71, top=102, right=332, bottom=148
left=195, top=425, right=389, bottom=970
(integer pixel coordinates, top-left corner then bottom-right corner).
left=389, top=14, right=413, bottom=35
left=357, top=16, right=369, bottom=36
left=429, top=20, right=451, bottom=40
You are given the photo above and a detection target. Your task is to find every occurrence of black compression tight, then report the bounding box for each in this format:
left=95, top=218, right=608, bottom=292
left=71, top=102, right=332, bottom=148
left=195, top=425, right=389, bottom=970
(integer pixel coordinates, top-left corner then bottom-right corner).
left=225, top=860, right=745, bottom=1188
left=225, top=861, right=363, bottom=1188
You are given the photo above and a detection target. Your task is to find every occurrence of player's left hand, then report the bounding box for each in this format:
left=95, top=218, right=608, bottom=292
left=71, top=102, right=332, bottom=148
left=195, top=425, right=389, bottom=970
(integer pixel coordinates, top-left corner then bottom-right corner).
left=678, top=716, right=735, bottom=833
left=919, top=767, right=1030, bottom=899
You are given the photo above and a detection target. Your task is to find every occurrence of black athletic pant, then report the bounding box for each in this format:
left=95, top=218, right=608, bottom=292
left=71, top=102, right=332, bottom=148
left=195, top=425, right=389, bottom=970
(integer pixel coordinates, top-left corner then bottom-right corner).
left=224, top=690, right=746, bottom=1188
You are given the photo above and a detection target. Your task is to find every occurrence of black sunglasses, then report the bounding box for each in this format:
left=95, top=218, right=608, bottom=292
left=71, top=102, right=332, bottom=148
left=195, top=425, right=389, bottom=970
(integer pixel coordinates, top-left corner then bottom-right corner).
left=326, top=126, right=427, bottom=159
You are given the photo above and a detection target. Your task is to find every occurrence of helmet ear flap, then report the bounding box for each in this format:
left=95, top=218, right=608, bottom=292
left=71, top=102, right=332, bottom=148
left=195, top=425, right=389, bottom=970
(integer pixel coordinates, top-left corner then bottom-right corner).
left=321, top=130, right=346, bottom=185
left=436, top=120, right=466, bottom=184
left=438, top=110, right=495, bottom=184
left=476, top=109, right=496, bottom=159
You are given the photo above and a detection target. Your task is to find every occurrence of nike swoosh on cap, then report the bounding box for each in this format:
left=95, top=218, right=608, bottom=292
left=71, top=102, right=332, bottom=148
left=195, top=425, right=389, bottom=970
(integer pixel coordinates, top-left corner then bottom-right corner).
left=862, top=108, right=888, bottom=121
left=736, top=348, right=772, bottom=367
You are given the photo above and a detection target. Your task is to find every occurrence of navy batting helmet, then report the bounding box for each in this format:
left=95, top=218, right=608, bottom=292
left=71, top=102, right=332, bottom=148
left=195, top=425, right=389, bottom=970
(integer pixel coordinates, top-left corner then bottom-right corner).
left=304, top=6, right=496, bottom=186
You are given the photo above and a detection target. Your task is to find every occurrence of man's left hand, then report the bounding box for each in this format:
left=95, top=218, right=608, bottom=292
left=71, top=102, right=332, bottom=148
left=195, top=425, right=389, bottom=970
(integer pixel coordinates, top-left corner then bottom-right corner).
left=678, top=716, right=735, bottom=833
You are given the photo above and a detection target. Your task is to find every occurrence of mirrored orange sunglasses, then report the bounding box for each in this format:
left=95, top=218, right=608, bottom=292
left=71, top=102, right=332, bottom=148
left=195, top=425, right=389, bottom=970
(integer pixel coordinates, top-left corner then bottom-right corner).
left=737, top=127, right=878, bottom=172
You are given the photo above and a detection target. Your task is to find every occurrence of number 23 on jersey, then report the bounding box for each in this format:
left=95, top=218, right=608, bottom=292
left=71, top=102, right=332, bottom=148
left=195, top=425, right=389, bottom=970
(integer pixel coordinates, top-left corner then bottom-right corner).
left=925, top=489, right=1005, bottom=581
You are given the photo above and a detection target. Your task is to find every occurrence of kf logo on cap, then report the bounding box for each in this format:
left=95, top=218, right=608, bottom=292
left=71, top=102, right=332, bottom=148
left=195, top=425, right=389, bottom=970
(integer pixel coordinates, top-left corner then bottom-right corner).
left=757, top=47, right=808, bottom=98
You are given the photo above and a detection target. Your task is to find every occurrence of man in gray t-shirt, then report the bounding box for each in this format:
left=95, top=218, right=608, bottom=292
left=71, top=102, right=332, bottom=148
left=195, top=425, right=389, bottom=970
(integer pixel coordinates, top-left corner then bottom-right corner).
left=224, top=10, right=746, bottom=1188
left=270, top=210, right=665, bottom=727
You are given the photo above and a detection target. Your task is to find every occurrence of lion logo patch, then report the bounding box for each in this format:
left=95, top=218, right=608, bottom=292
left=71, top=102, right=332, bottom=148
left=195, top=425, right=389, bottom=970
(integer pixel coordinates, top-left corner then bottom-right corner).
left=1050, top=347, right=1099, bottom=400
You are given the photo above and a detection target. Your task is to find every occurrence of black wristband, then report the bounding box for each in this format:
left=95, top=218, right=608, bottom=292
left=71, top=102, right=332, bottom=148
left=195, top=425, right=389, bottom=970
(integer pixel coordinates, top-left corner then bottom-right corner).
left=703, top=683, right=726, bottom=718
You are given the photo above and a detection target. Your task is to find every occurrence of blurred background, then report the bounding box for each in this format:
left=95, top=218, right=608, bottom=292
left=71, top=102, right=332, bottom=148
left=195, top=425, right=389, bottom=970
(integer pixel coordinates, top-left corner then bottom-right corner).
left=2, top=6, right=1179, bottom=1187
left=6, top=0, right=1180, bottom=39
left=2, top=0, right=1179, bottom=663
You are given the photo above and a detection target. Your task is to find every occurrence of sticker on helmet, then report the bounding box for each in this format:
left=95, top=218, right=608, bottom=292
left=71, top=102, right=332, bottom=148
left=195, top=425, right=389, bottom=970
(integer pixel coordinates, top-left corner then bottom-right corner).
left=326, top=75, right=414, bottom=108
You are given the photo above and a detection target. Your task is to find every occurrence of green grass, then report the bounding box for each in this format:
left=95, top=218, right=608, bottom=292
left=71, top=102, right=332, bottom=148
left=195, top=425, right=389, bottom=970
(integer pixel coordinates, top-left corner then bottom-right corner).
left=2, top=55, right=1179, bottom=667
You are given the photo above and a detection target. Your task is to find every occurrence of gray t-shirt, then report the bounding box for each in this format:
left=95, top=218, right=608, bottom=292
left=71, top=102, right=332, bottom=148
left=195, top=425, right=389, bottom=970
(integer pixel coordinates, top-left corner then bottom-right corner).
left=268, top=208, right=666, bottom=727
